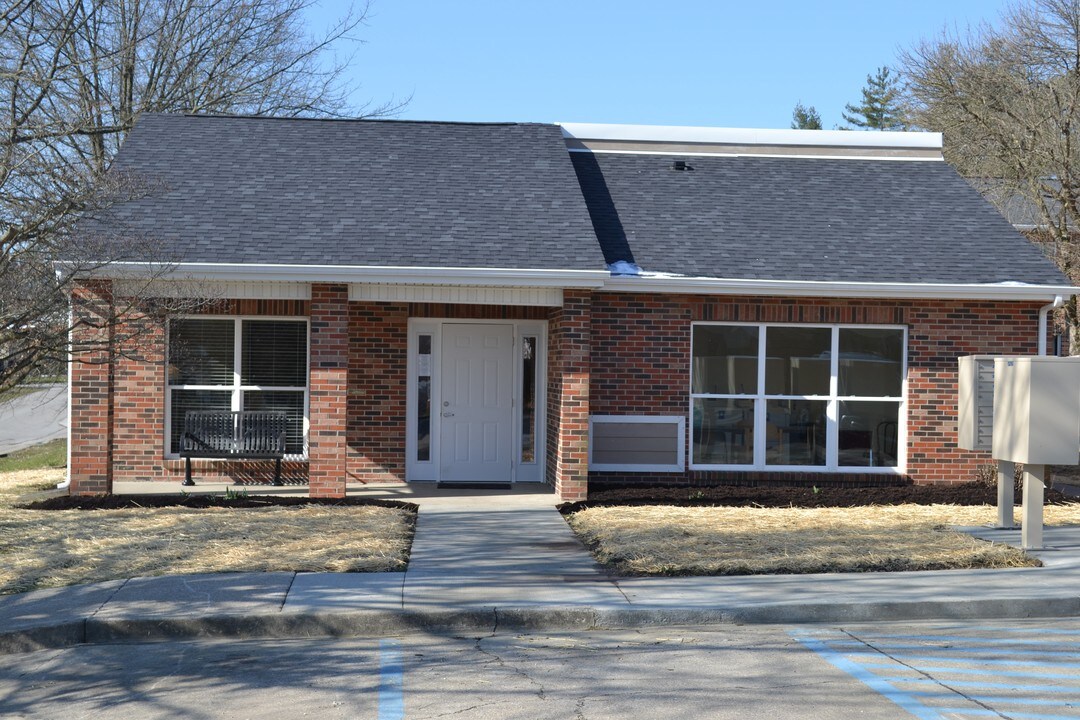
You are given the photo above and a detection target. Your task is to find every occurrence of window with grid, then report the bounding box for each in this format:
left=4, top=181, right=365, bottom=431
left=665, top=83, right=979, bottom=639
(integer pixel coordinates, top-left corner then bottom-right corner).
left=690, top=323, right=904, bottom=470
left=167, top=318, right=308, bottom=456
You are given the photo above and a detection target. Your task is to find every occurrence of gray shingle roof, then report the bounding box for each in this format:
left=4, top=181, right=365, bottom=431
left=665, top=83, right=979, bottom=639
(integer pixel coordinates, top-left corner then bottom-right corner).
left=571, top=151, right=1070, bottom=285
left=97, top=114, right=605, bottom=270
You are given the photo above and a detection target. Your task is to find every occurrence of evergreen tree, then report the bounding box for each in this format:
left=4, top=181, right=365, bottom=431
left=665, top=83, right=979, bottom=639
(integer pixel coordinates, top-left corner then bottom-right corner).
left=843, top=67, right=907, bottom=130
left=791, top=102, right=823, bottom=129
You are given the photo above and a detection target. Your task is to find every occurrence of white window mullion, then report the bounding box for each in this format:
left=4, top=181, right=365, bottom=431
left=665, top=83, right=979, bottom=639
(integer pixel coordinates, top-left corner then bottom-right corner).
left=826, top=327, right=840, bottom=470
left=754, top=325, right=767, bottom=469
left=231, top=319, right=243, bottom=413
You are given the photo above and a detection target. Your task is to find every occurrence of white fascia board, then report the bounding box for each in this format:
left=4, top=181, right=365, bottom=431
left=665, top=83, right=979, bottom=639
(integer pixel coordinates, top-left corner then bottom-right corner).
left=68, top=262, right=610, bottom=289
left=558, top=122, right=943, bottom=150
left=604, top=275, right=1080, bottom=301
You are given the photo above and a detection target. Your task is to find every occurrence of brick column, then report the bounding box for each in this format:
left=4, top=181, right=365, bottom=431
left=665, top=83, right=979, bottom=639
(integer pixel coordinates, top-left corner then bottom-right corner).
left=69, top=281, right=114, bottom=495
left=308, top=283, right=349, bottom=497
left=550, top=290, right=591, bottom=501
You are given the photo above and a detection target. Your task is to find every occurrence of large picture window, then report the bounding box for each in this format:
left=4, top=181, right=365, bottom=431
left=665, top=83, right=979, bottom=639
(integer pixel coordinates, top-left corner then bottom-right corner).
left=691, top=323, right=904, bottom=471
left=167, top=318, right=308, bottom=456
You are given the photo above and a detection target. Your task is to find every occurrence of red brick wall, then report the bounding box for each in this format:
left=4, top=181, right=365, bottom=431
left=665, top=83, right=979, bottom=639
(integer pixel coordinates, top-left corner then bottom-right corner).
left=346, top=302, right=408, bottom=483
left=69, top=282, right=115, bottom=495
left=72, top=285, right=1049, bottom=497
left=587, top=292, right=1047, bottom=487
left=547, top=290, right=591, bottom=500
left=308, top=284, right=349, bottom=497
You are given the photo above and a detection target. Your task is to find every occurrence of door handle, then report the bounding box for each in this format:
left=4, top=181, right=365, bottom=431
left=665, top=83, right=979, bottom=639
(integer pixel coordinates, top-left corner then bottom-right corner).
left=442, top=412, right=455, bottom=417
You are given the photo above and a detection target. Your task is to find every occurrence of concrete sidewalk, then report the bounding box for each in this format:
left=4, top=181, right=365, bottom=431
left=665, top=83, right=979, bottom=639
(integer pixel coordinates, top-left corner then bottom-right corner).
left=2, top=485, right=1080, bottom=654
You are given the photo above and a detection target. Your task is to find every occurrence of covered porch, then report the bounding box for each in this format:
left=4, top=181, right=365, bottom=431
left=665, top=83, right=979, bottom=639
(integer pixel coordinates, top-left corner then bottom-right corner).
left=68, top=280, right=598, bottom=501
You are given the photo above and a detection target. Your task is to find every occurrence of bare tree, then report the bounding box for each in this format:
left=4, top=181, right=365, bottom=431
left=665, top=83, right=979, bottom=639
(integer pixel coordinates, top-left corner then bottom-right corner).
left=0, top=0, right=392, bottom=395
left=901, top=0, right=1080, bottom=342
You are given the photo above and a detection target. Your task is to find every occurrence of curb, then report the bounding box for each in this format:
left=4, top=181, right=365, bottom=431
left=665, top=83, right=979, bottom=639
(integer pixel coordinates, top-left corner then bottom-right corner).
left=3, top=596, right=1080, bottom=655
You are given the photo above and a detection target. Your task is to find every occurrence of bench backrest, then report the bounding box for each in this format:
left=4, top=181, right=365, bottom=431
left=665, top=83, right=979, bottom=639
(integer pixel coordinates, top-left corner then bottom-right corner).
left=182, top=410, right=288, bottom=455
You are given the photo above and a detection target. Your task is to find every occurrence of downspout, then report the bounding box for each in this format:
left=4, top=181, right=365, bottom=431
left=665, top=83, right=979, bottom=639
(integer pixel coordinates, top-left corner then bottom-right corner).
left=1038, top=295, right=1064, bottom=356
left=57, top=289, right=73, bottom=490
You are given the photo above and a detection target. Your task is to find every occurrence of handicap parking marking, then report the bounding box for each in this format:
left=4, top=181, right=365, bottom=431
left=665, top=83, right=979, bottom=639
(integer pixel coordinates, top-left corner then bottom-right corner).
left=378, top=638, right=404, bottom=720
left=790, top=625, right=1080, bottom=720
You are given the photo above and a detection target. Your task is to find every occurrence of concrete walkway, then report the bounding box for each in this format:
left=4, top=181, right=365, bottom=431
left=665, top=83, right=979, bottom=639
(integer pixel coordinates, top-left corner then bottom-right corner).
left=2, top=484, right=1080, bottom=654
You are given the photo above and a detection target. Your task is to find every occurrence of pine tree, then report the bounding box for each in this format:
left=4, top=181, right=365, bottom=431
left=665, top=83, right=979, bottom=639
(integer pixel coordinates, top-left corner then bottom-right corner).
left=791, top=102, right=823, bottom=129
left=843, top=67, right=907, bottom=130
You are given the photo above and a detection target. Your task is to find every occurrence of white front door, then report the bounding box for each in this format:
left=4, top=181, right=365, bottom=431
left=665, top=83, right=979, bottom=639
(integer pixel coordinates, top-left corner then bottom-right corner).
left=439, top=323, right=514, bottom=482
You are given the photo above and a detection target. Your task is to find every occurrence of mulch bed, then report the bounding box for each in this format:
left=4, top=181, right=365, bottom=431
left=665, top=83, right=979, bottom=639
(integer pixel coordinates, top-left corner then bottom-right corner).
left=22, top=494, right=418, bottom=512
left=559, top=482, right=1076, bottom=514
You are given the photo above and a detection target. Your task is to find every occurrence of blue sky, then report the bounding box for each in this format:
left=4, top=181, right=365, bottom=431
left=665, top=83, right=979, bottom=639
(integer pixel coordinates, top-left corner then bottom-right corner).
left=312, top=0, right=1010, bottom=129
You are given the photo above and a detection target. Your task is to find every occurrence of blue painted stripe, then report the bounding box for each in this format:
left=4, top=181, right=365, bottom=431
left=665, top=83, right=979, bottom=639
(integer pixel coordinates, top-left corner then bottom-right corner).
left=909, top=691, right=1080, bottom=708
left=828, top=640, right=1080, bottom=659
left=790, top=632, right=945, bottom=720
left=861, top=661, right=1080, bottom=681
left=378, top=638, right=404, bottom=720
left=846, top=652, right=1080, bottom=671
left=928, top=709, right=1078, bottom=719
left=879, top=677, right=1080, bottom=694
left=862, top=633, right=1080, bottom=646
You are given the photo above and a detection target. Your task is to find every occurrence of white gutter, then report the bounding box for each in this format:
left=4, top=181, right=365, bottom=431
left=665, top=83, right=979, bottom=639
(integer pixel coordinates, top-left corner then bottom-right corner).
left=603, top=275, right=1080, bottom=302
left=61, top=262, right=610, bottom=289
left=60, top=260, right=1080, bottom=302
left=1038, top=295, right=1065, bottom=355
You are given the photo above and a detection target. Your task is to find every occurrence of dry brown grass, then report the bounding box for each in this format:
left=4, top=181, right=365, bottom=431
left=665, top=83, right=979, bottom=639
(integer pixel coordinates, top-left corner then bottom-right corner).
left=0, top=469, right=414, bottom=595
left=565, top=503, right=1080, bottom=576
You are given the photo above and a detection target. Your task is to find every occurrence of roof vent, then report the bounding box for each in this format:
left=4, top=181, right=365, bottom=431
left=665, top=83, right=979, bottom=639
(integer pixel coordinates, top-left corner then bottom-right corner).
left=671, top=160, right=692, bottom=171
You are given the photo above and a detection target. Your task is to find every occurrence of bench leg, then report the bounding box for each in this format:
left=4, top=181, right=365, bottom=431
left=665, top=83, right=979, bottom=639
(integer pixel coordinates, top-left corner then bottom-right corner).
left=273, top=457, right=283, bottom=486
left=183, top=458, right=194, bottom=487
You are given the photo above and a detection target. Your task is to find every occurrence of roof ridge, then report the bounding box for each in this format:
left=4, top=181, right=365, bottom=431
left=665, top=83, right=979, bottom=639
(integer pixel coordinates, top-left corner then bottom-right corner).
left=139, top=112, right=553, bottom=128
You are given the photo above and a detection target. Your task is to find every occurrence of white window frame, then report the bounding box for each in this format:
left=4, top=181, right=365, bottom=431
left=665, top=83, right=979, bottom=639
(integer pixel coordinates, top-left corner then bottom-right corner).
left=588, top=415, right=686, bottom=472
left=689, top=321, right=907, bottom=474
left=406, top=319, right=547, bottom=483
left=165, top=315, right=310, bottom=460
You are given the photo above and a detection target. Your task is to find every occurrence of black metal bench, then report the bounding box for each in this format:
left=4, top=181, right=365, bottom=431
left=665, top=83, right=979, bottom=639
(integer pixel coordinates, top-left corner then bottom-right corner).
left=180, top=410, right=288, bottom=486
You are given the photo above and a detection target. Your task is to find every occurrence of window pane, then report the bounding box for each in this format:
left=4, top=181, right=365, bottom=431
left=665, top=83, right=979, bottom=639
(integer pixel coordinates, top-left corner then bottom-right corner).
left=765, top=399, right=826, bottom=466
left=169, top=319, right=234, bottom=385
left=838, top=401, right=900, bottom=467
left=839, top=328, right=903, bottom=397
left=693, top=398, right=754, bottom=465
left=242, top=321, right=307, bottom=387
left=521, top=336, right=537, bottom=463
left=416, top=333, right=432, bottom=462
left=243, top=390, right=305, bottom=454
left=764, top=327, right=831, bottom=396
left=170, top=389, right=232, bottom=454
left=417, top=378, right=431, bottom=462
left=692, top=326, right=759, bottom=394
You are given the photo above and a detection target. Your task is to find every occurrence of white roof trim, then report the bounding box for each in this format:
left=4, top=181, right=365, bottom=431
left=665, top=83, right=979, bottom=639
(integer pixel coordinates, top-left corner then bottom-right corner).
left=564, top=147, right=944, bottom=162
left=62, top=262, right=1079, bottom=301
left=558, top=122, right=943, bottom=150
left=604, top=275, right=1079, bottom=301
left=69, top=262, right=610, bottom=289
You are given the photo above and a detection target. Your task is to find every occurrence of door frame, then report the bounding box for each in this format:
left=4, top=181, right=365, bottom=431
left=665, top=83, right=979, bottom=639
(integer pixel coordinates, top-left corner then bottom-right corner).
left=406, top=318, right=548, bottom=483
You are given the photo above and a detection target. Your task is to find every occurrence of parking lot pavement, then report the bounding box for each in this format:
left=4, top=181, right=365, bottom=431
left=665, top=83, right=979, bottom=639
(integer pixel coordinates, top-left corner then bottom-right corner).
left=0, top=384, right=66, bottom=455
left=792, top=619, right=1080, bottom=719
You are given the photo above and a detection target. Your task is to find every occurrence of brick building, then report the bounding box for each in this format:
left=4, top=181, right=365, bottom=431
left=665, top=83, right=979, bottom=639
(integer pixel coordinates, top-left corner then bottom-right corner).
left=66, top=116, right=1076, bottom=500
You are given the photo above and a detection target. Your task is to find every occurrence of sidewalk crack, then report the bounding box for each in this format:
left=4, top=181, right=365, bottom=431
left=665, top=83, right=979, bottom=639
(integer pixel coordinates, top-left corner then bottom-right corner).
left=278, top=572, right=297, bottom=611
left=610, top=579, right=632, bottom=605
left=89, top=578, right=129, bottom=618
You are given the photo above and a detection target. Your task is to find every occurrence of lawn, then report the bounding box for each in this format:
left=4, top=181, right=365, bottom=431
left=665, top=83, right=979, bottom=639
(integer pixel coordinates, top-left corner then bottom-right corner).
left=0, top=464, right=415, bottom=595
left=0, top=438, right=67, bottom=473
left=565, top=503, right=1080, bottom=576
